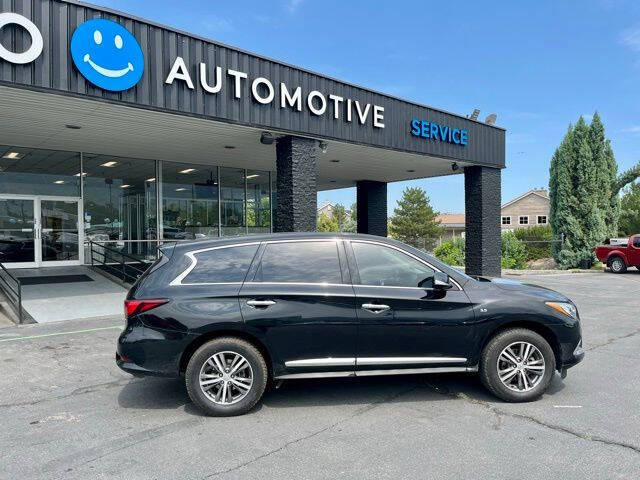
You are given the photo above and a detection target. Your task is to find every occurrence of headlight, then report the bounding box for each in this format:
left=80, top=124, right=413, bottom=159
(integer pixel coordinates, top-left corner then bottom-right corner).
left=545, top=301, right=578, bottom=319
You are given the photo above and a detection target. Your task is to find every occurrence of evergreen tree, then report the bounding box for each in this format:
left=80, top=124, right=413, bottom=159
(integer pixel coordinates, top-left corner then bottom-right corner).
left=388, top=187, right=443, bottom=250
left=332, top=204, right=349, bottom=230
left=350, top=202, right=357, bottom=222
left=619, top=182, right=640, bottom=235
left=548, top=113, right=639, bottom=268
left=589, top=112, right=619, bottom=236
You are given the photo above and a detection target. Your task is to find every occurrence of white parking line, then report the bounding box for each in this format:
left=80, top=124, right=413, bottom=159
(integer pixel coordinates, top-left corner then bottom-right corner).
left=553, top=405, right=583, bottom=408
left=0, top=325, right=123, bottom=343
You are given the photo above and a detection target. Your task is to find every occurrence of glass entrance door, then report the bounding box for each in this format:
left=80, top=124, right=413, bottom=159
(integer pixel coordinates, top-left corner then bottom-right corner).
left=0, top=196, right=82, bottom=268
left=0, top=197, right=37, bottom=267
left=40, top=199, right=81, bottom=265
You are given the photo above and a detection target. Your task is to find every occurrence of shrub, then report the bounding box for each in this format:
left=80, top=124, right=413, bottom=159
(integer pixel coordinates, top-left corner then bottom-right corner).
left=501, top=231, right=527, bottom=269
left=514, top=225, right=553, bottom=261
left=433, top=237, right=465, bottom=266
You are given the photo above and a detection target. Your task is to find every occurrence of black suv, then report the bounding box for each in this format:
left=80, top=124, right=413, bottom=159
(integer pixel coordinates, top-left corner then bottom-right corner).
left=117, top=233, right=584, bottom=416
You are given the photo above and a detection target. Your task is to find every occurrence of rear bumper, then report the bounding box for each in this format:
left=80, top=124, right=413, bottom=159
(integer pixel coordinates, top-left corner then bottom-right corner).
left=116, top=319, right=194, bottom=377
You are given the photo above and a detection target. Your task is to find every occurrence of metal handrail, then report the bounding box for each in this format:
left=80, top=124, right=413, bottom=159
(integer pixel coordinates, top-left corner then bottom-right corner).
left=0, top=261, right=22, bottom=323
left=89, top=241, right=154, bottom=285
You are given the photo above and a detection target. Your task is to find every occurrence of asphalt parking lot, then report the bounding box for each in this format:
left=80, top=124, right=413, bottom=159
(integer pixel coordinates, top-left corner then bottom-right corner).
left=1, top=272, right=639, bottom=479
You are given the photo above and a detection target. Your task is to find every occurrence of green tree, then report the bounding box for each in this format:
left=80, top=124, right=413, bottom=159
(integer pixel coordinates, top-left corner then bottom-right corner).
left=388, top=187, right=443, bottom=250
left=619, top=182, right=640, bottom=235
left=549, top=113, right=640, bottom=268
left=501, top=231, right=527, bottom=269
left=433, top=237, right=465, bottom=266
left=332, top=204, right=348, bottom=227
left=350, top=202, right=357, bottom=222
left=317, top=213, right=339, bottom=232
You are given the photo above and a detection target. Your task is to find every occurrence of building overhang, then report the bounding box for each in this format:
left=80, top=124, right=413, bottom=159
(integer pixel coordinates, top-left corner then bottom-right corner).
left=0, top=85, right=478, bottom=190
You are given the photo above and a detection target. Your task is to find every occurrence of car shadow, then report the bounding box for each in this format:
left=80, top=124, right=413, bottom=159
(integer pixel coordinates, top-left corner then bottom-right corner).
left=117, top=377, right=190, bottom=410
left=117, top=372, right=567, bottom=414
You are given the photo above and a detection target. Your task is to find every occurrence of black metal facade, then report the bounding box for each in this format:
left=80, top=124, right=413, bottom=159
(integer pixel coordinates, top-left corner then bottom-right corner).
left=0, top=0, right=505, bottom=168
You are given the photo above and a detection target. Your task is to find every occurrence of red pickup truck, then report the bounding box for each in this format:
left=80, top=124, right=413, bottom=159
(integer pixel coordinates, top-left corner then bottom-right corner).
left=595, top=234, right=640, bottom=273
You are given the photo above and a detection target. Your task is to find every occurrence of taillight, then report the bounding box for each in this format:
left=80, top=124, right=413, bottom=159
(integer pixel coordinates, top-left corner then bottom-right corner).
left=124, top=299, right=169, bottom=319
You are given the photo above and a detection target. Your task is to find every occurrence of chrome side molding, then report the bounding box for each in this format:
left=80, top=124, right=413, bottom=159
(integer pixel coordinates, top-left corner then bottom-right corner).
left=274, top=365, right=478, bottom=380
left=284, top=356, right=467, bottom=368
left=285, top=358, right=356, bottom=367
left=356, top=357, right=467, bottom=366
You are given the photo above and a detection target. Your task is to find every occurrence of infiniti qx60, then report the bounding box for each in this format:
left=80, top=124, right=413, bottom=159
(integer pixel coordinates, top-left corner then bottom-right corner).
left=117, top=233, right=584, bottom=416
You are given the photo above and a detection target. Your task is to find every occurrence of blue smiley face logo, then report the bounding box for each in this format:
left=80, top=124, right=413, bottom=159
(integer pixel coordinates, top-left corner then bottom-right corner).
left=70, top=19, right=144, bottom=91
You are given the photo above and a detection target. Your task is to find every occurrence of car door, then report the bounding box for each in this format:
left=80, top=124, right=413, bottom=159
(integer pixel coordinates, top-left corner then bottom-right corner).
left=345, top=239, right=476, bottom=374
left=239, top=239, right=357, bottom=379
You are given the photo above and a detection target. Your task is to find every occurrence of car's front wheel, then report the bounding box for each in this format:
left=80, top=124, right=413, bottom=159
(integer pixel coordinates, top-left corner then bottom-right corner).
left=185, top=337, right=268, bottom=416
left=480, top=328, right=556, bottom=402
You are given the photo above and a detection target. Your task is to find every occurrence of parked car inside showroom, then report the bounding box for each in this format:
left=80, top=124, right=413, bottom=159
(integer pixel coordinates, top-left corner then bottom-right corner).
left=117, top=233, right=584, bottom=416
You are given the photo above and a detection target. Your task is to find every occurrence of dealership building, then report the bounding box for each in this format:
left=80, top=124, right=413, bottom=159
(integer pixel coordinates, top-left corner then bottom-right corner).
left=0, top=0, right=505, bottom=294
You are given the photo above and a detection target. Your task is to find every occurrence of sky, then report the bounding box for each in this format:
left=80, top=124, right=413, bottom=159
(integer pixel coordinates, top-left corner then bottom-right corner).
left=90, top=0, right=640, bottom=215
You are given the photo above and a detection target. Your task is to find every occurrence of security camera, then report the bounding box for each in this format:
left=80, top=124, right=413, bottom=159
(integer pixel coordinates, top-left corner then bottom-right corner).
left=260, top=132, right=274, bottom=145
left=451, top=162, right=459, bottom=172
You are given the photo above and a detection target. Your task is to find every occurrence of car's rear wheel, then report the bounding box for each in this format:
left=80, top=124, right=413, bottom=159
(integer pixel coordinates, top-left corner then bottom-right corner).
left=480, top=328, right=555, bottom=402
left=185, top=337, right=268, bottom=416
left=609, top=256, right=627, bottom=273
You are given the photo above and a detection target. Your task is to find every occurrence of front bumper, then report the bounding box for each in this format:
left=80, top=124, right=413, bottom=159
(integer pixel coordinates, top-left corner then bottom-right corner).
left=558, top=339, right=585, bottom=371
left=116, top=319, right=194, bottom=377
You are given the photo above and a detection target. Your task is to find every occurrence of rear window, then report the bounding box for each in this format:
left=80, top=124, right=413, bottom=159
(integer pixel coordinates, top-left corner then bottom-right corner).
left=253, top=241, right=342, bottom=284
left=183, top=244, right=259, bottom=284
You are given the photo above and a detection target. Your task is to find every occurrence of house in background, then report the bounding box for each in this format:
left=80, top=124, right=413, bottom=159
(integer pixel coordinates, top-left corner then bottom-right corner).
left=436, top=189, right=550, bottom=244
left=500, top=189, right=549, bottom=230
left=435, top=213, right=466, bottom=244
left=317, top=202, right=352, bottom=219
left=317, top=202, right=336, bottom=219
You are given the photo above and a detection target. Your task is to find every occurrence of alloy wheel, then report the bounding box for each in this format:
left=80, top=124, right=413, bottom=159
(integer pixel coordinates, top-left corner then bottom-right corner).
left=496, top=341, right=546, bottom=392
left=199, top=351, right=254, bottom=405
left=611, top=259, right=623, bottom=272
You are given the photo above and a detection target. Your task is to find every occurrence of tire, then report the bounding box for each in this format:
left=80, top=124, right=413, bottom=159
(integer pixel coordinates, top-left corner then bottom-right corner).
left=480, top=328, right=556, bottom=402
left=185, top=337, right=268, bottom=416
left=609, top=256, right=627, bottom=274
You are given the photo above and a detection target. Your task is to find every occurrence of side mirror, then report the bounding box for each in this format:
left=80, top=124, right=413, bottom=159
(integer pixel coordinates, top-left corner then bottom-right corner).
left=418, top=272, right=452, bottom=290
left=433, top=271, right=452, bottom=290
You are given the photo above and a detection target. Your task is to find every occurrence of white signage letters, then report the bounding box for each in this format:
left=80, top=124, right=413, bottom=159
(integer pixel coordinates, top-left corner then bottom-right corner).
left=164, top=56, right=385, bottom=129
left=0, top=12, right=44, bottom=64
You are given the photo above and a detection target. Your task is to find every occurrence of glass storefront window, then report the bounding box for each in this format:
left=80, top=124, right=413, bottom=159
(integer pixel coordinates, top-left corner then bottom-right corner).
left=247, top=170, right=271, bottom=234
left=161, top=162, right=219, bottom=240
left=220, top=167, right=246, bottom=236
left=82, top=154, right=157, bottom=260
left=0, top=146, right=80, bottom=197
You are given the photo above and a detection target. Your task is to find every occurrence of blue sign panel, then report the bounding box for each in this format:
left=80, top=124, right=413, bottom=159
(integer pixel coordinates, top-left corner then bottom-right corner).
left=70, top=19, right=144, bottom=92
left=410, top=119, right=468, bottom=146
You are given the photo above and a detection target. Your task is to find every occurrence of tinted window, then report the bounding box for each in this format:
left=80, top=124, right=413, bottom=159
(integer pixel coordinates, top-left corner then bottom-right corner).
left=183, top=244, right=259, bottom=284
left=634, top=237, right=640, bottom=248
left=352, top=242, right=434, bottom=288
left=254, top=241, right=342, bottom=284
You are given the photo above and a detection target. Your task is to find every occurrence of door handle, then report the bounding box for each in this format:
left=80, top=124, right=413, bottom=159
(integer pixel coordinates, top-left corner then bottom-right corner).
left=361, top=303, right=391, bottom=314
left=247, top=299, right=276, bottom=308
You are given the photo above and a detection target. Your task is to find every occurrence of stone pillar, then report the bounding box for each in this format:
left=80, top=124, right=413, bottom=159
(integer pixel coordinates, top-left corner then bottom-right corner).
left=464, top=166, right=502, bottom=277
left=356, top=180, right=388, bottom=237
left=274, top=136, right=317, bottom=232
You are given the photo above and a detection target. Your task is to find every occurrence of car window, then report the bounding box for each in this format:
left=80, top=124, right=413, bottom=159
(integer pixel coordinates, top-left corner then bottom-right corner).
left=352, top=242, right=435, bottom=288
left=634, top=237, right=640, bottom=248
left=253, top=241, right=342, bottom=284
left=183, top=244, right=259, bottom=284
